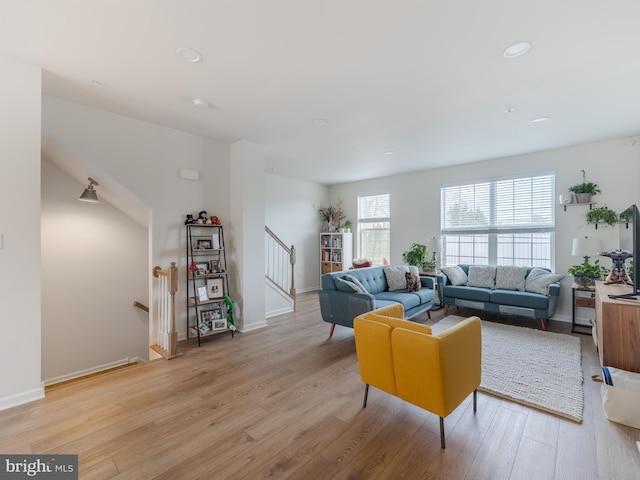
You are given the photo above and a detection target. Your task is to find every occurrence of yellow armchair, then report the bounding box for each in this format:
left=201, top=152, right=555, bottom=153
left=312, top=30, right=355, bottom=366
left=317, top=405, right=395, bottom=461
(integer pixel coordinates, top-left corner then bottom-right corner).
left=354, top=304, right=482, bottom=449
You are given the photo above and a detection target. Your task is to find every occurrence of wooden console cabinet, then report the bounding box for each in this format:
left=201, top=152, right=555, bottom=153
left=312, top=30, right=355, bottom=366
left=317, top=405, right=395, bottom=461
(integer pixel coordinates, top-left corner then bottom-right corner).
left=594, top=281, right=640, bottom=373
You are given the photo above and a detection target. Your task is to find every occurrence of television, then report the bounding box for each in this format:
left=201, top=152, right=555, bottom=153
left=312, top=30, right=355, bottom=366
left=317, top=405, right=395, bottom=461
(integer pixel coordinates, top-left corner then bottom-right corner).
left=609, top=204, right=639, bottom=300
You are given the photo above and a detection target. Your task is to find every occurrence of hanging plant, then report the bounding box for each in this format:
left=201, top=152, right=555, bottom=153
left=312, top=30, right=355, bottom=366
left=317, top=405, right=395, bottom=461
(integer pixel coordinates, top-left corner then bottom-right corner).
left=619, top=206, right=634, bottom=223
left=586, top=205, right=618, bottom=226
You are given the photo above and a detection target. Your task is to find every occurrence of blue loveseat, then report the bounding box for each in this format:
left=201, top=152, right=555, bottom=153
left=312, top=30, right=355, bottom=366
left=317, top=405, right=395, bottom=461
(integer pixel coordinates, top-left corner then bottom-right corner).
left=318, top=265, right=435, bottom=338
left=437, top=264, right=562, bottom=330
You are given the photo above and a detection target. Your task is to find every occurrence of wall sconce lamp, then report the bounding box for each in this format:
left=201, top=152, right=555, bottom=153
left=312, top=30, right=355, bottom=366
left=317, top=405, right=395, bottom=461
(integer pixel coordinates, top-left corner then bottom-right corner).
left=79, top=177, right=100, bottom=203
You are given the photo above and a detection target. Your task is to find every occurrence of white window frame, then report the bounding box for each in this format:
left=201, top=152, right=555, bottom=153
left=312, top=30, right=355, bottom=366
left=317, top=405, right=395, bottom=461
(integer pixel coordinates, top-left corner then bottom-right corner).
left=440, top=173, right=555, bottom=268
left=357, top=193, right=390, bottom=264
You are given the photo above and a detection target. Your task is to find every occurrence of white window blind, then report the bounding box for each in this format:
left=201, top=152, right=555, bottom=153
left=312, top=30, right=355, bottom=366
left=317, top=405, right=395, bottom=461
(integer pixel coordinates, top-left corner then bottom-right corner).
left=357, top=193, right=390, bottom=264
left=441, top=173, right=555, bottom=267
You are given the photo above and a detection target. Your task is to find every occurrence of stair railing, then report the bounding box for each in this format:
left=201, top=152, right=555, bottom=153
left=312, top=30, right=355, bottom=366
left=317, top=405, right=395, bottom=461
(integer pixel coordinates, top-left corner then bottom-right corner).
left=265, top=226, right=296, bottom=308
left=151, top=262, right=184, bottom=359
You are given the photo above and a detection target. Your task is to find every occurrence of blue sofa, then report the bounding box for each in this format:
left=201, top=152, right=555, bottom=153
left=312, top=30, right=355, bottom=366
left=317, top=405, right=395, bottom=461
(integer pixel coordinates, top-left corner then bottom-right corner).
left=318, top=265, right=435, bottom=337
left=436, top=264, right=561, bottom=330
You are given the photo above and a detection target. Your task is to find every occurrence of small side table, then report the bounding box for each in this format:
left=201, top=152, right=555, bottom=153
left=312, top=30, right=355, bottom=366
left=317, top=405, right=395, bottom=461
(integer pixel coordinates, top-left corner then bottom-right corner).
left=420, top=272, right=445, bottom=310
left=572, top=284, right=595, bottom=335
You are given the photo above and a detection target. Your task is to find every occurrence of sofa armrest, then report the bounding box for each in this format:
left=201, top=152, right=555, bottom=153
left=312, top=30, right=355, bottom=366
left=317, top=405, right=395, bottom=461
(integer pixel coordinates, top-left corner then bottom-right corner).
left=318, top=290, right=376, bottom=328
left=420, top=276, right=435, bottom=289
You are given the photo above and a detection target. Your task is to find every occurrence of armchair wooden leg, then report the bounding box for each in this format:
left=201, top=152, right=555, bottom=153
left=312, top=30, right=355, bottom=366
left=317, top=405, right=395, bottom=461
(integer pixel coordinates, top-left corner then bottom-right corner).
left=426, top=310, right=431, bottom=319
left=473, top=389, right=477, bottom=413
left=539, top=319, right=547, bottom=331
left=363, top=384, right=369, bottom=408
left=444, top=305, right=450, bottom=316
left=439, top=417, right=446, bottom=449
left=329, top=323, right=336, bottom=338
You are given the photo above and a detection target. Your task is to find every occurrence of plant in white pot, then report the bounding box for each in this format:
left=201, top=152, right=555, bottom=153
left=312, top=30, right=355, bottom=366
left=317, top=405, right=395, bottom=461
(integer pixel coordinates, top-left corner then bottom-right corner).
left=568, top=181, right=600, bottom=204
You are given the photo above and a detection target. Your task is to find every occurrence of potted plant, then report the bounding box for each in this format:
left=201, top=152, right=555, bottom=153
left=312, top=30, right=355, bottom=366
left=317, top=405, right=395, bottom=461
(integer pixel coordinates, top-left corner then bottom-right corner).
left=341, top=219, right=352, bottom=233
left=619, top=207, right=633, bottom=224
left=568, top=259, right=608, bottom=288
left=402, top=243, right=427, bottom=268
left=586, top=205, right=618, bottom=227
left=568, top=182, right=600, bottom=203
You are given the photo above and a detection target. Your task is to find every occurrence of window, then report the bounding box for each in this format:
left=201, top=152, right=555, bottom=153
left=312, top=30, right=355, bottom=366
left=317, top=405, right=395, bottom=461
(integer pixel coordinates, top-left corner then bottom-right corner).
left=441, top=173, right=555, bottom=268
left=357, top=193, right=390, bottom=264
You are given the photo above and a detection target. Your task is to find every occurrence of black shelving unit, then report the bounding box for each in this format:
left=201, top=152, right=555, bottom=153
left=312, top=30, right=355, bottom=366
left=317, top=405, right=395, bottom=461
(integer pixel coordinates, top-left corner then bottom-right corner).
left=186, top=224, right=233, bottom=345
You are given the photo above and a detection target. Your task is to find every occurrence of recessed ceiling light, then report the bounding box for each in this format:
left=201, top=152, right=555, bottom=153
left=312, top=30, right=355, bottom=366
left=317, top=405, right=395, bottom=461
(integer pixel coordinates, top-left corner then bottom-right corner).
left=89, top=79, right=103, bottom=86
left=193, top=98, right=209, bottom=109
left=503, top=41, right=532, bottom=58
left=385, top=151, right=395, bottom=156
left=505, top=106, right=515, bottom=115
left=531, top=116, right=549, bottom=124
left=176, top=47, right=202, bottom=63
left=312, top=119, right=327, bottom=127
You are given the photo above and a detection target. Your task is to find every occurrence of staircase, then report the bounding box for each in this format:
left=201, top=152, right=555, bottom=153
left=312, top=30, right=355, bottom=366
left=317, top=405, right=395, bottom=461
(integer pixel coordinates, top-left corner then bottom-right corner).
left=265, top=226, right=296, bottom=317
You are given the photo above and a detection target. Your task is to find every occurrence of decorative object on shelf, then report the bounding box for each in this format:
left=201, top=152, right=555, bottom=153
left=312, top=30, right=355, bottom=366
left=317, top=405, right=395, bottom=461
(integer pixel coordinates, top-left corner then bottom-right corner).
left=206, top=277, right=224, bottom=299
left=185, top=214, right=196, bottom=225
left=586, top=205, right=618, bottom=228
left=224, top=294, right=237, bottom=331
left=559, top=194, right=573, bottom=205
left=569, top=236, right=607, bottom=288
left=79, top=177, right=100, bottom=203
left=425, top=237, right=444, bottom=274
left=341, top=219, right=352, bottom=233
left=568, top=170, right=600, bottom=203
left=197, top=210, right=212, bottom=224
left=210, top=215, right=221, bottom=225
left=318, top=199, right=346, bottom=232
left=600, top=249, right=633, bottom=285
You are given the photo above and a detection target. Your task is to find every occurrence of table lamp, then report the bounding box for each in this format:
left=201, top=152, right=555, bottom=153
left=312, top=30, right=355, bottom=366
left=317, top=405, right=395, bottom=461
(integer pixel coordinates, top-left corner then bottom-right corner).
left=425, top=237, right=444, bottom=272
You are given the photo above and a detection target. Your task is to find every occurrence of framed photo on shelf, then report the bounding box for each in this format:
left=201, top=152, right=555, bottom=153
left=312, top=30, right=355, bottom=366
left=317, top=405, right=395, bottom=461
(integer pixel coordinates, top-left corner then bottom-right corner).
left=197, top=322, right=211, bottom=334
left=207, top=278, right=224, bottom=299
left=210, top=259, right=222, bottom=273
left=195, top=239, right=212, bottom=250
left=200, top=309, right=215, bottom=324
left=196, top=286, right=209, bottom=304
left=193, top=261, right=209, bottom=276
left=212, top=318, right=227, bottom=330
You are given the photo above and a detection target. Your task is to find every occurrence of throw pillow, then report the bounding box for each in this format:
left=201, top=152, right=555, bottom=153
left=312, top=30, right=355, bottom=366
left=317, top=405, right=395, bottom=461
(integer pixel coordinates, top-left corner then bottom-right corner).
left=344, top=274, right=369, bottom=294
left=384, top=265, right=409, bottom=291
left=441, top=265, right=468, bottom=286
left=408, top=265, right=420, bottom=278
left=495, top=265, right=528, bottom=291
left=467, top=265, right=496, bottom=289
left=334, top=277, right=364, bottom=293
left=406, top=272, right=421, bottom=292
left=525, top=268, right=563, bottom=295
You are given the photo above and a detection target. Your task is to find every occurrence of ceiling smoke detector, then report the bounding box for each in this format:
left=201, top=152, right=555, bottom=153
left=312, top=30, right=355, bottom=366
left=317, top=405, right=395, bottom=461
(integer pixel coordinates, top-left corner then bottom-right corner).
left=503, top=41, right=532, bottom=58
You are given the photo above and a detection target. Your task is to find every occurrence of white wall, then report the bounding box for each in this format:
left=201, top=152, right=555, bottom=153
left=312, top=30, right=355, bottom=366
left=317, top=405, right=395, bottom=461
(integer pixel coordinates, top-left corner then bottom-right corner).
left=0, top=57, right=43, bottom=409
left=41, top=96, right=232, bottom=341
left=41, top=158, right=148, bottom=383
left=330, top=136, right=640, bottom=322
left=265, top=173, right=329, bottom=293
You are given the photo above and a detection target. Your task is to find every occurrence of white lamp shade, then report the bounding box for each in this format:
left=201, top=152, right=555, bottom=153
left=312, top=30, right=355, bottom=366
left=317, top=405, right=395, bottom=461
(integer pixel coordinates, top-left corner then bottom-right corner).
left=425, top=237, right=443, bottom=252
left=571, top=237, right=601, bottom=257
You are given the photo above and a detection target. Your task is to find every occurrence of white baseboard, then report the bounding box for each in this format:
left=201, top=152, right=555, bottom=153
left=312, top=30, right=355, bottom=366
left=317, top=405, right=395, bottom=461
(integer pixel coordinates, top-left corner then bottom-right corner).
left=0, top=385, right=45, bottom=412
left=43, top=357, right=139, bottom=387
left=266, top=306, right=294, bottom=318
left=238, top=320, right=268, bottom=333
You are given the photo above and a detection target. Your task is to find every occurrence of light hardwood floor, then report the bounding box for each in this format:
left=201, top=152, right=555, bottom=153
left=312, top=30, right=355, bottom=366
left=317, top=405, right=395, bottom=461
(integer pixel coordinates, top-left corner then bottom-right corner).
left=1, top=292, right=639, bottom=479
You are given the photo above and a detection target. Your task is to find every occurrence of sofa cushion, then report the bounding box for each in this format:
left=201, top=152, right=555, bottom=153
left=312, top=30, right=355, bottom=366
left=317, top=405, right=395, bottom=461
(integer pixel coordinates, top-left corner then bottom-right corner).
left=525, top=268, right=563, bottom=295
left=334, top=276, right=362, bottom=293
left=384, top=266, right=410, bottom=291
left=344, top=274, right=369, bottom=294
left=374, top=291, right=421, bottom=311
left=441, top=265, right=468, bottom=286
left=411, top=287, right=435, bottom=305
left=490, top=290, right=550, bottom=310
left=467, top=265, right=496, bottom=289
left=495, top=265, right=527, bottom=291
left=343, top=266, right=388, bottom=294
left=443, top=285, right=492, bottom=302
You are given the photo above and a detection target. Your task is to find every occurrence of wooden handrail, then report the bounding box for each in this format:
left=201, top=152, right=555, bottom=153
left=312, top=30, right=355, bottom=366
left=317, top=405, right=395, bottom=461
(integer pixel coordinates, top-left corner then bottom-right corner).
left=133, top=301, right=149, bottom=313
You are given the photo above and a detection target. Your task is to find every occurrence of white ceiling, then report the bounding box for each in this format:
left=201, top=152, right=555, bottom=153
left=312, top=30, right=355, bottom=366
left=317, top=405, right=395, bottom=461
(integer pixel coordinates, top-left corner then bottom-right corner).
left=2, top=0, right=640, bottom=185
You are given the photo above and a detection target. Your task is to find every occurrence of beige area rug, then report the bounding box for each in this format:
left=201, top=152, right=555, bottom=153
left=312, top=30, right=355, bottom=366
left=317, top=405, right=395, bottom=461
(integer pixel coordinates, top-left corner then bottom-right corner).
left=431, top=316, right=584, bottom=423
